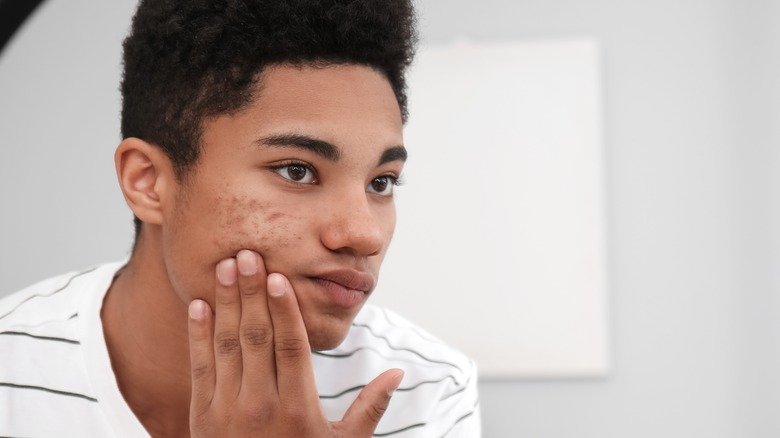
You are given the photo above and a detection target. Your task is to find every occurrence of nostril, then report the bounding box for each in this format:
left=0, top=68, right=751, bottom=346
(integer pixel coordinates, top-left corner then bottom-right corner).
left=320, top=225, right=384, bottom=257
left=366, top=244, right=382, bottom=257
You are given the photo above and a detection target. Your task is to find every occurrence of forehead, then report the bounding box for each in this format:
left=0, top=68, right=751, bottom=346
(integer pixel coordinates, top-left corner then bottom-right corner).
left=198, top=63, right=405, bottom=169
left=250, top=63, right=403, bottom=141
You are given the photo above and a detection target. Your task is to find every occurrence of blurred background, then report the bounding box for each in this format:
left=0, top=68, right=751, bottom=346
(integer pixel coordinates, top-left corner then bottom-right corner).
left=1, top=0, right=778, bottom=436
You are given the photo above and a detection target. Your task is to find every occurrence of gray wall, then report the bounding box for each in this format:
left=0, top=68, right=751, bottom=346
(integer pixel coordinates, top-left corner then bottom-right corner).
left=1, top=0, right=778, bottom=437
left=414, top=0, right=779, bottom=437
left=0, top=0, right=138, bottom=288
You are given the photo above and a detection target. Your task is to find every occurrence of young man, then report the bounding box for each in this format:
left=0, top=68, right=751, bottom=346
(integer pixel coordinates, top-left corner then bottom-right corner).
left=0, top=1, right=480, bottom=436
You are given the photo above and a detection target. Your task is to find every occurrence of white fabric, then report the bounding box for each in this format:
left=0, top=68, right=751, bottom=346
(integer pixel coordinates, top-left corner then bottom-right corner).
left=0, top=261, right=481, bottom=437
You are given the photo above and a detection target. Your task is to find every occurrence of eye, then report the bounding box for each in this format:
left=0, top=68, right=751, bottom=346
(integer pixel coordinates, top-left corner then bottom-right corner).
left=274, top=163, right=317, bottom=184
left=366, top=175, right=401, bottom=196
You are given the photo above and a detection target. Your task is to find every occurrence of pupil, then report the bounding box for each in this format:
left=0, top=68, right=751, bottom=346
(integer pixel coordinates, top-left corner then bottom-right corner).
left=372, top=177, right=388, bottom=192
left=289, top=165, right=307, bottom=181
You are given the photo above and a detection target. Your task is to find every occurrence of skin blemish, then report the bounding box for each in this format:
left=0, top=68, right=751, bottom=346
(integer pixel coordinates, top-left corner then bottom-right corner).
left=219, top=196, right=270, bottom=232
left=215, top=194, right=304, bottom=253
left=266, top=211, right=285, bottom=222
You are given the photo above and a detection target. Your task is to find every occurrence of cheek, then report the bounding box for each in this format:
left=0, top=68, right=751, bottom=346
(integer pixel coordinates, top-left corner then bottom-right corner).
left=212, top=194, right=305, bottom=257
left=165, top=192, right=307, bottom=298
left=375, top=205, right=397, bottom=264
left=379, top=203, right=397, bottom=243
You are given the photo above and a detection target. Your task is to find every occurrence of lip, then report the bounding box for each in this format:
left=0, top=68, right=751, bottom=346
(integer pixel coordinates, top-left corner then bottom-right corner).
left=309, top=269, right=375, bottom=309
left=314, top=269, right=376, bottom=292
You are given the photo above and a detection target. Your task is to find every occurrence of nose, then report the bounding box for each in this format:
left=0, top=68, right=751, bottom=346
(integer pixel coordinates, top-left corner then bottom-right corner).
left=320, top=191, right=385, bottom=257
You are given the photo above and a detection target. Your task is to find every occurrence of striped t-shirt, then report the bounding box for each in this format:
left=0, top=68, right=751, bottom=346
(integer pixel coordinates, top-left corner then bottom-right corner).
left=0, top=261, right=481, bottom=437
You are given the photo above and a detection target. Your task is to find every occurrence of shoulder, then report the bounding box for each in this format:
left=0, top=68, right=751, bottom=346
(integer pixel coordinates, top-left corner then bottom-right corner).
left=315, top=304, right=481, bottom=437
left=0, top=267, right=97, bottom=330
left=0, top=266, right=108, bottom=436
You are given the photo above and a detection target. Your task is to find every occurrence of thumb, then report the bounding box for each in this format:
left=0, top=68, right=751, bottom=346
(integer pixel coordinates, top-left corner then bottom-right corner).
left=340, top=368, right=404, bottom=436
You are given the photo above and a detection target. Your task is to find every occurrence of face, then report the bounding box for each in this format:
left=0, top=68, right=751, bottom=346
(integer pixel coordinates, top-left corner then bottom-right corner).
left=160, top=64, right=405, bottom=350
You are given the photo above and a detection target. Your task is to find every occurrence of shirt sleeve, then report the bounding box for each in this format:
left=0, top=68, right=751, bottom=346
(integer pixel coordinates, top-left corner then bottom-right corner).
left=432, top=360, right=482, bottom=437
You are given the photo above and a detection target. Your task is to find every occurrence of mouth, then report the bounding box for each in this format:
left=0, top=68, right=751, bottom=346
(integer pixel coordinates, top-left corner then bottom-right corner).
left=307, top=269, right=375, bottom=309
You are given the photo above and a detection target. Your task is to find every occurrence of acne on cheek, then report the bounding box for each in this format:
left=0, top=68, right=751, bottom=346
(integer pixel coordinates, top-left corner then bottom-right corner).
left=212, top=195, right=304, bottom=255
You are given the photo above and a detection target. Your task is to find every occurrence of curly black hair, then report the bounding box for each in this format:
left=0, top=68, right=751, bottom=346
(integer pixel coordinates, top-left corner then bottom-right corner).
left=121, top=0, right=417, bottom=238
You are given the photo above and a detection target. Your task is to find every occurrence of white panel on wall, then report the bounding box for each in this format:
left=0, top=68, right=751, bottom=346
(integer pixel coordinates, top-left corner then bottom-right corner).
left=372, top=39, right=609, bottom=378
left=0, top=0, right=609, bottom=379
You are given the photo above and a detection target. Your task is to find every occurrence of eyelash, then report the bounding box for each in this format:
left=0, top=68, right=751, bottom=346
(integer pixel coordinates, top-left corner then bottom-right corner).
left=269, top=160, right=404, bottom=191
left=270, top=160, right=319, bottom=185
left=385, top=175, right=404, bottom=187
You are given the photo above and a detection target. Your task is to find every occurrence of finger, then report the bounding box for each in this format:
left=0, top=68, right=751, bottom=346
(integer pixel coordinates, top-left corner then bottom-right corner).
left=341, top=369, right=404, bottom=435
left=213, top=257, right=243, bottom=402
left=236, top=249, right=276, bottom=397
left=188, top=299, right=216, bottom=415
left=266, top=273, right=319, bottom=406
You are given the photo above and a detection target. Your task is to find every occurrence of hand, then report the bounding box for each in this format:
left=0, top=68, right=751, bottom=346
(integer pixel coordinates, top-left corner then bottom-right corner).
left=187, top=249, right=404, bottom=437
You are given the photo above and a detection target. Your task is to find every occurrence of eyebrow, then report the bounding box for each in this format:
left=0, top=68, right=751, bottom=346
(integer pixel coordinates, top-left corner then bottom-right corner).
left=256, top=133, right=407, bottom=166
left=377, top=145, right=408, bottom=166
left=256, top=134, right=341, bottom=161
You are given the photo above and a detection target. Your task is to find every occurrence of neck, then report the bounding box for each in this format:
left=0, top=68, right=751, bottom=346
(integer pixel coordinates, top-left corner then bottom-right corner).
left=101, top=228, right=193, bottom=436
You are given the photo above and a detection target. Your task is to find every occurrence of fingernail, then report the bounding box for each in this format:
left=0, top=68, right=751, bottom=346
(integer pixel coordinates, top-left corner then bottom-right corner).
left=236, top=250, right=258, bottom=276
left=189, top=300, right=208, bottom=320
left=388, top=370, right=405, bottom=396
left=217, top=258, right=237, bottom=286
left=267, top=273, right=286, bottom=297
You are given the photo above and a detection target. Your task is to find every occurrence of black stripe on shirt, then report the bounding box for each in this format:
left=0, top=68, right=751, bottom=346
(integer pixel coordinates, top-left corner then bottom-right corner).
left=440, top=365, right=474, bottom=402
left=440, top=398, right=480, bottom=437
left=439, top=380, right=467, bottom=401
left=0, top=330, right=79, bottom=344
left=319, top=374, right=458, bottom=400
left=314, top=347, right=449, bottom=370
left=0, top=382, right=97, bottom=402
left=397, top=375, right=459, bottom=393
left=0, top=267, right=97, bottom=321
left=351, top=322, right=463, bottom=371
left=379, top=307, right=442, bottom=345
left=374, top=422, right=427, bottom=436
left=2, top=317, right=76, bottom=330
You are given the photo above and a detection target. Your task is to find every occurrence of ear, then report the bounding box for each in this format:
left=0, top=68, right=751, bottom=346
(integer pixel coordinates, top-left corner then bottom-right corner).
left=114, top=138, right=175, bottom=227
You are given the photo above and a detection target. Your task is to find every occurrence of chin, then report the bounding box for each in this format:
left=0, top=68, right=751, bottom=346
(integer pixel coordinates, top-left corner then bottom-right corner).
left=303, top=314, right=354, bottom=351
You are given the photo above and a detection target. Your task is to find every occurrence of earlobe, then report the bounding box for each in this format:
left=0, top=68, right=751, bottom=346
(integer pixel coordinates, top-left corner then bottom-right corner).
left=114, top=138, right=171, bottom=226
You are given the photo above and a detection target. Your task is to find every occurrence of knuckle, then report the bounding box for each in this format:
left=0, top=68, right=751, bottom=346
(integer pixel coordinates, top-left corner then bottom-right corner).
left=215, top=332, right=242, bottom=355
left=189, top=327, right=209, bottom=342
left=240, top=324, right=273, bottom=349
left=356, top=390, right=388, bottom=424
left=240, top=282, right=260, bottom=296
left=274, top=336, right=308, bottom=358
left=191, top=362, right=213, bottom=380
left=365, top=401, right=387, bottom=424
